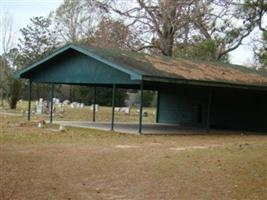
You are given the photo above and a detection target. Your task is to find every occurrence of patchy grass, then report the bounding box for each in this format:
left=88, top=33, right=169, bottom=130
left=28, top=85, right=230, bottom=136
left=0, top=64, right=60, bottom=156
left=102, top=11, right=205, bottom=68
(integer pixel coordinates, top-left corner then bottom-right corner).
left=0, top=114, right=267, bottom=200
left=0, top=100, right=156, bottom=123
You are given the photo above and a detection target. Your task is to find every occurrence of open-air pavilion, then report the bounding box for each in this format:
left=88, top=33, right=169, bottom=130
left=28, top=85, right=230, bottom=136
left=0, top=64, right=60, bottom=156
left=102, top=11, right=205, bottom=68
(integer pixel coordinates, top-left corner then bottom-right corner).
left=17, top=44, right=267, bottom=134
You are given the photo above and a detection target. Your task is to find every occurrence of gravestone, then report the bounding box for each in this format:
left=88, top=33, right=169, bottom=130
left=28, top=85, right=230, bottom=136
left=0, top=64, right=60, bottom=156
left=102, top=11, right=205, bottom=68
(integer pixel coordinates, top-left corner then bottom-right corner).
left=115, top=107, right=120, bottom=112
left=90, top=104, right=99, bottom=112
left=120, top=107, right=131, bottom=114
left=35, top=98, right=44, bottom=114
left=63, top=100, right=70, bottom=105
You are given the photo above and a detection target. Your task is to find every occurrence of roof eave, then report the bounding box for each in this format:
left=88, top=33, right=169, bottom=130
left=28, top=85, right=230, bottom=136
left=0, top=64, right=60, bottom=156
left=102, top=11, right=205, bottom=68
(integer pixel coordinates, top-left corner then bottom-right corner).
left=143, top=75, right=267, bottom=91
left=16, top=44, right=73, bottom=79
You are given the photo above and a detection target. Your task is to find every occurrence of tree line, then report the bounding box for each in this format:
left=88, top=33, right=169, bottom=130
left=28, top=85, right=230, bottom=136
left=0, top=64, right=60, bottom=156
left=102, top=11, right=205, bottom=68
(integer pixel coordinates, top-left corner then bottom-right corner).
left=0, top=0, right=266, bottom=109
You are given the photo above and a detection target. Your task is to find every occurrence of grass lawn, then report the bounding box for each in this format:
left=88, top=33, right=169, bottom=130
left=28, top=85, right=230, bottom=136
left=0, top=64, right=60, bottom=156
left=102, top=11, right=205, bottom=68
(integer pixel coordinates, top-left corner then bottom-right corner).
left=0, top=110, right=267, bottom=199
left=0, top=100, right=156, bottom=123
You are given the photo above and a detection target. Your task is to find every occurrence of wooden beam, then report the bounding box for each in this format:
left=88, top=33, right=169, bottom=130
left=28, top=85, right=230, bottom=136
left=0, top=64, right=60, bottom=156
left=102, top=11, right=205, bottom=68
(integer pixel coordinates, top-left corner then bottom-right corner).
left=111, top=84, right=116, bottom=131
left=27, top=80, right=32, bottom=121
left=156, top=89, right=160, bottom=123
left=50, top=84, right=54, bottom=124
left=92, top=86, right=96, bottom=122
left=206, top=90, right=212, bottom=131
left=139, top=82, right=144, bottom=134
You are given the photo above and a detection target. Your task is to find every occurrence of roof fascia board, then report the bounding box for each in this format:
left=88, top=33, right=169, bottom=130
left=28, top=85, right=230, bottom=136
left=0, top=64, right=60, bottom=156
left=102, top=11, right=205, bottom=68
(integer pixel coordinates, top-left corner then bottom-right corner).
left=143, top=75, right=267, bottom=91
left=17, top=45, right=72, bottom=78
left=27, top=80, right=141, bottom=86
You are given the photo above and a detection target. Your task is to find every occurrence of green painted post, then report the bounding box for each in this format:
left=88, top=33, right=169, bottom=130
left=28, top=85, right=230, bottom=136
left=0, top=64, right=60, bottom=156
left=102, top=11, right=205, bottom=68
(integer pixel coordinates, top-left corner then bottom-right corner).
left=27, top=80, right=32, bottom=121
left=50, top=84, right=55, bottom=124
left=92, top=86, right=96, bottom=122
left=111, top=84, right=116, bottom=131
left=156, top=89, right=160, bottom=123
left=139, top=82, right=144, bottom=134
left=206, top=90, right=212, bottom=131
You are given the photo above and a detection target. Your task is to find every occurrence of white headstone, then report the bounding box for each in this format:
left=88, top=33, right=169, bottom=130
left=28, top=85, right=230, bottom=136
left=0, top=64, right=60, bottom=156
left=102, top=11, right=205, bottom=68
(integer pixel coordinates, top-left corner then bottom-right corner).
left=115, top=107, right=120, bottom=112
left=36, top=104, right=43, bottom=114
left=63, top=100, right=70, bottom=105
left=124, top=107, right=130, bottom=114
left=120, top=107, right=131, bottom=114
left=53, top=98, right=60, bottom=104
left=90, top=104, right=99, bottom=112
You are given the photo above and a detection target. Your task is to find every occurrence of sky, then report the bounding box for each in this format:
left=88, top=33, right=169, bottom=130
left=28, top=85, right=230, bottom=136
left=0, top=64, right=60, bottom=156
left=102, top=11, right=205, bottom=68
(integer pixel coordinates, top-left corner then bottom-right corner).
left=0, top=0, right=260, bottom=66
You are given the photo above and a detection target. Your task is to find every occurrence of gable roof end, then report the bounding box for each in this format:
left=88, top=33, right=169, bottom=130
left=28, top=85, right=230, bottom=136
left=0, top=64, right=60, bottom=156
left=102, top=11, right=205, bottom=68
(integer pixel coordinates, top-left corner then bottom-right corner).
left=17, top=44, right=142, bottom=80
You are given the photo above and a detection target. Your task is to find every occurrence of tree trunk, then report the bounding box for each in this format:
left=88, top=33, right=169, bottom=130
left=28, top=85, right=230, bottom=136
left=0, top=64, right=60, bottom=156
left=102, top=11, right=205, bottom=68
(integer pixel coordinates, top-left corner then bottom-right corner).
left=160, top=34, right=174, bottom=57
left=158, top=0, right=176, bottom=57
left=0, top=88, right=4, bottom=106
left=9, top=96, right=18, bottom=109
left=8, top=79, right=22, bottom=110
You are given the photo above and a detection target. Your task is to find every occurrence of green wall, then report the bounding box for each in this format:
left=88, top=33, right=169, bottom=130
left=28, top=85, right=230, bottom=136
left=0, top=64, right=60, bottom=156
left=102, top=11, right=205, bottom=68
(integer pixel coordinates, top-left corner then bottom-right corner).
left=210, top=88, right=267, bottom=132
left=27, top=50, right=140, bottom=85
left=158, top=85, right=267, bottom=132
left=158, top=86, right=209, bottom=127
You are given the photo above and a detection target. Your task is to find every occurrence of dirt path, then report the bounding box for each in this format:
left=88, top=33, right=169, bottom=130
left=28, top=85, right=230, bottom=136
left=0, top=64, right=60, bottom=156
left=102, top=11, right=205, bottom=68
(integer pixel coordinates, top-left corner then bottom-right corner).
left=1, top=141, right=267, bottom=200
left=1, top=115, right=267, bottom=200
left=0, top=111, right=22, bottom=116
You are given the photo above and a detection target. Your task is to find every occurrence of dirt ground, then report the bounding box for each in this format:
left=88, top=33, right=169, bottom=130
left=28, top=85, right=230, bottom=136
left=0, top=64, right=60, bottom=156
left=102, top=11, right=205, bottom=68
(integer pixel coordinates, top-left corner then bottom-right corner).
left=0, top=114, right=267, bottom=200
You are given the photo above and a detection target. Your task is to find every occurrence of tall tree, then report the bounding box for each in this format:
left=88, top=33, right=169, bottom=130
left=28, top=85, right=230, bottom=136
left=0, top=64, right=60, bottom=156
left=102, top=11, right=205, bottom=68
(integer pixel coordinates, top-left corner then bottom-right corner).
left=0, top=56, right=8, bottom=106
left=255, top=31, right=267, bottom=70
left=1, top=13, right=14, bottom=56
left=9, top=16, right=59, bottom=107
left=1, top=48, right=24, bottom=109
left=0, top=13, right=15, bottom=106
left=99, top=0, right=196, bottom=56
left=189, top=0, right=263, bottom=61
left=99, top=0, right=263, bottom=61
left=52, top=0, right=103, bottom=43
left=241, top=0, right=266, bottom=33
left=18, top=16, right=58, bottom=66
left=241, top=0, right=266, bottom=69
left=88, top=17, right=132, bottom=50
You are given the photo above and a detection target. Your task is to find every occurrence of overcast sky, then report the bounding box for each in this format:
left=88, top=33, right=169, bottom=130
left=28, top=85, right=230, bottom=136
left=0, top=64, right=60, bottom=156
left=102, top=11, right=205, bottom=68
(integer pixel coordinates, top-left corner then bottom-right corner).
left=0, top=0, right=259, bottom=66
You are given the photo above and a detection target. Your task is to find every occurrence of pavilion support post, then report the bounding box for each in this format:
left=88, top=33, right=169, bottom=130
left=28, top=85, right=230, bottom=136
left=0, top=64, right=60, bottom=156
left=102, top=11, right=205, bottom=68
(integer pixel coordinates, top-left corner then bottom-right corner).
left=92, top=86, right=96, bottom=122
left=111, top=84, right=116, bottom=131
left=139, top=82, right=144, bottom=134
left=206, top=90, right=212, bottom=132
left=50, top=84, right=55, bottom=124
left=27, top=80, right=32, bottom=121
left=156, top=89, right=160, bottom=123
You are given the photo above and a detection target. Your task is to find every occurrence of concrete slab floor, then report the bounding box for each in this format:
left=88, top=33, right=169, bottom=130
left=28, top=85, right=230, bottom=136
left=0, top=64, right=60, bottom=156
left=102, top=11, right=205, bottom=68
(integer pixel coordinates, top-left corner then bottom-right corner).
left=53, top=121, right=206, bottom=135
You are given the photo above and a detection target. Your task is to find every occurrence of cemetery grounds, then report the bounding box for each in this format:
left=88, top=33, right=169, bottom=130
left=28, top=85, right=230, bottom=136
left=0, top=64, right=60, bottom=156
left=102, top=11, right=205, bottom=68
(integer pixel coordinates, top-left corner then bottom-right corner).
left=0, top=101, right=267, bottom=200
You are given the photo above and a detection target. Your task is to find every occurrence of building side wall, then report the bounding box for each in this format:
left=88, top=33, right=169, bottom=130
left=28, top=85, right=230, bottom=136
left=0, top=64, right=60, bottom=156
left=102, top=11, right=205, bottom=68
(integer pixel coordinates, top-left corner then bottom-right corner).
left=158, top=86, right=209, bottom=127
left=158, top=85, right=267, bottom=132
left=210, top=90, right=267, bottom=132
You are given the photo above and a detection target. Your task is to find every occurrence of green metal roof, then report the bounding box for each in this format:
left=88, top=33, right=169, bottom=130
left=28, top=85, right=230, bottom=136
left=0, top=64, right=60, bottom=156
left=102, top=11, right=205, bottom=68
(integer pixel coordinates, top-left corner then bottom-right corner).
left=17, top=43, right=267, bottom=89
